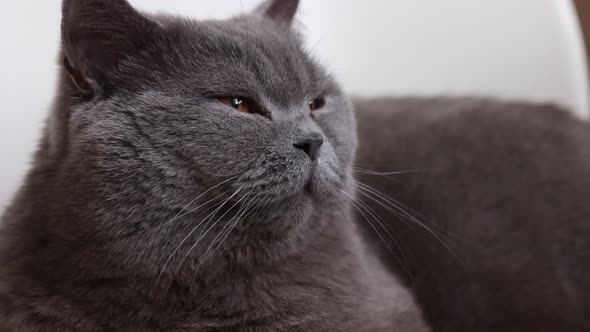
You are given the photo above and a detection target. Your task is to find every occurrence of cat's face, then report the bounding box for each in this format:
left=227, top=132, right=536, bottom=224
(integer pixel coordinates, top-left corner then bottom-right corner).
left=60, top=0, right=357, bottom=236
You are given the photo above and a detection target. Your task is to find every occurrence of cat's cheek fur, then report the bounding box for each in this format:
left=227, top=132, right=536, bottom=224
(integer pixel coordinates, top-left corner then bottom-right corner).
left=316, top=97, right=359, bottom=167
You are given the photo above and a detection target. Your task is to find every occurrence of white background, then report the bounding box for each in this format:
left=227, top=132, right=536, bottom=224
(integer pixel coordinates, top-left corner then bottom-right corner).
left=0, top=0, right=588, bottom=210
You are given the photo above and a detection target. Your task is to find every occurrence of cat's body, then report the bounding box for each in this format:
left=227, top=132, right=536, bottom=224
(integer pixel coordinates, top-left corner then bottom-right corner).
left=0, top=0, right=429, bottom=331
left=355, top=97, right=590, bottom=331
left=3, top=0, right=589, bottom=331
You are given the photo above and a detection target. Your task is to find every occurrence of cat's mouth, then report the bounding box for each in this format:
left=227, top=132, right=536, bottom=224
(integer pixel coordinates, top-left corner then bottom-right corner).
left=237, top=152, right=341, bottom=203
left=303, top=178, right=314, bottom=194
left=301, top=163, right=339, bottom=199
left=303, top=163, right=321, bottom=196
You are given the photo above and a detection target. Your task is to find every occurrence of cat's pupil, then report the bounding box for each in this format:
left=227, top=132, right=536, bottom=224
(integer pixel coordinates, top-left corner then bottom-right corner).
left=310, top=97, right=326, bottom=111
left=219, top=97, right=251, bottom=113
left=231, top=97, right=243, bottom=108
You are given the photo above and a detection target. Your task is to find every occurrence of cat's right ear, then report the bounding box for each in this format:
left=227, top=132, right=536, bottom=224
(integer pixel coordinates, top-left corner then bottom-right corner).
left=61, top=0, right=161, bottom=96
left=254, top=0, right=300, bottom=26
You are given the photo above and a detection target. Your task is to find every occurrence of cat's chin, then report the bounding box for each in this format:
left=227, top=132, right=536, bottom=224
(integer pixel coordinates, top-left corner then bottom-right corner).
left=289, top=172, right=340, bottom=201
left=308, top=165, right=346, bottom=199
left=268, top=184, right=314, bottom=206
left=263, top=179, right=321, bottom=210
left=242, top=157, right=345, bottom=208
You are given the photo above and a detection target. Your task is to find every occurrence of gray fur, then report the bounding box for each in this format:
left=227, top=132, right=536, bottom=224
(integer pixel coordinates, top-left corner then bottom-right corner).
left=254, top=0, right=300, bottom=26
left=0, top=0, right=428, bottom=331
left=355, top=97, right=590, bottom=331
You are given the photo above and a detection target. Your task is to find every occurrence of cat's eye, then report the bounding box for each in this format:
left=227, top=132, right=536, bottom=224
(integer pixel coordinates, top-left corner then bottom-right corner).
left=309, top=97, right=326, bottom=112
left=219, top=97, right=253, bottom=113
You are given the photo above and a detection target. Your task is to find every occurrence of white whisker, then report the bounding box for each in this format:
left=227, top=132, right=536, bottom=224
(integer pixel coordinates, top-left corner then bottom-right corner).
left=200, top=194, right=264, bottom=268
left=355, top=181, right=463, bottom=265
left=175, top=185, right=248, bottom=272
left=159, top=176, right=238, bottom=229
left=157, top=185, right=244, bottom=280
left=338, top=189, right=411, bottom=276
left=356, top=181, right=446, bottom=237
left=354, top=167, right=430, bottom=177
left=198, top=190, right=256, bottom=265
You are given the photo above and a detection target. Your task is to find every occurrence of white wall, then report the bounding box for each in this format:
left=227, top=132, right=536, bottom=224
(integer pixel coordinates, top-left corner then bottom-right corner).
left=0, top=0, right=588, bottom=210
left=306, top=1, right=589, bottom=114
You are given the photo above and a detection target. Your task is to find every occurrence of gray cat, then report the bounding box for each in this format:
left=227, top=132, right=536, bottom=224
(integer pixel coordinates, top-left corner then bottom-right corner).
left=355, top=97, right=590, bottom=331
left=0, top=0, right=429, bottom=331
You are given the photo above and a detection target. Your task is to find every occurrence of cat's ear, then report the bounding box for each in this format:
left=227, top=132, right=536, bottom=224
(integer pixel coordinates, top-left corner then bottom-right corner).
left=254, top=0, right=300, bottom=26
left=61, top=0, right=161, bottom=95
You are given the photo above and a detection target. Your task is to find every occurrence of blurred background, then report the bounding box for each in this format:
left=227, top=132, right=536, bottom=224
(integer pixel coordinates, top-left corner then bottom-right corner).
left=0, top=0, right=589, bottom=210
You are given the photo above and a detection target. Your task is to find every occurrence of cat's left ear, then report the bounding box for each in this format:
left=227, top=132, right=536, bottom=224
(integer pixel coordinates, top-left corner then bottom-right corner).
left=254, top=0, right=300, bottom=26
left=61, top=0, right=162, bottom=96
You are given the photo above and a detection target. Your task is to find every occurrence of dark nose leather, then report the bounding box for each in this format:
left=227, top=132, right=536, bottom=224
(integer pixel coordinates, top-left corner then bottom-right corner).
left=294, top=133, right=324, bottom=161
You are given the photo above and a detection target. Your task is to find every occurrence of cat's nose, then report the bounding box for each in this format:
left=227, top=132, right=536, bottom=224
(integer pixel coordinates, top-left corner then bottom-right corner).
left=294, top=133, right=324, bottom=161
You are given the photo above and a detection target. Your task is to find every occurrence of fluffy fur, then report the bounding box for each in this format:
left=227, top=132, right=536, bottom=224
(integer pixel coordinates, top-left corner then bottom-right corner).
left=355, top=97, right=590, bottom=331
left=0, top=1, right=428, bottom=331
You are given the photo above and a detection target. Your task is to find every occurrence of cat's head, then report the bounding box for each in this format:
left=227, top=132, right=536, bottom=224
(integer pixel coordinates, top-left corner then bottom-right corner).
left=53, top=0, right=357, bottom=268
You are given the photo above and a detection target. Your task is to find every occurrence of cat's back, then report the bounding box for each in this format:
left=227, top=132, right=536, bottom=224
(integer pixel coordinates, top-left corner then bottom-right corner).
left=355, top=97, right=590, bottom=206
left=354, top=97, right=590, bottom=330
left=354, top=97, right=590, bottom=199
left=355, top=96, right=589, bottom=152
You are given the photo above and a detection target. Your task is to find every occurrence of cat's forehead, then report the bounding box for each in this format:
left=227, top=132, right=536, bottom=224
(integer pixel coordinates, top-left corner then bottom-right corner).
left=190, top=19, right=306, bottom=73
left=153, top=15, right=324, bottom=106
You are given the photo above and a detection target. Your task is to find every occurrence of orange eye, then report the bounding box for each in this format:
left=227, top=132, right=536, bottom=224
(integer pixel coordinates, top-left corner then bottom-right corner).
left=309, top=97, right=326, bottom=112
left=219, top=97, right=252, bottom=113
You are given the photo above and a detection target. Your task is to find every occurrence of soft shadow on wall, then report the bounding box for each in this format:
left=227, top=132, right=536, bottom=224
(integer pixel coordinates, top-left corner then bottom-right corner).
left=0, top=0, right=588, bottom=211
